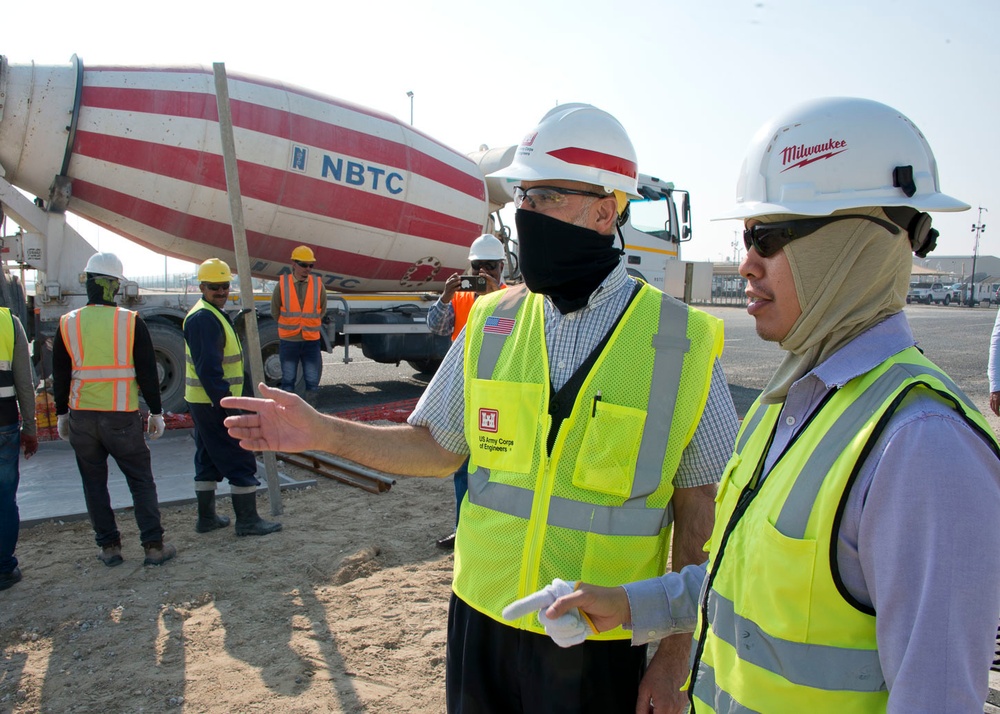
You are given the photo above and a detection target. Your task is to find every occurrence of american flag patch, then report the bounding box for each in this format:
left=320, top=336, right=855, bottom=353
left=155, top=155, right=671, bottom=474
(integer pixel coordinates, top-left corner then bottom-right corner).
left=483, top=316, right=516, bottom=336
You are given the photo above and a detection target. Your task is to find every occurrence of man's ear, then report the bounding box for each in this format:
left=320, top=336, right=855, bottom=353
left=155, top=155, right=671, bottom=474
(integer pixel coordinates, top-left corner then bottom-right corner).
left=593, top=195, right=619, bottom=235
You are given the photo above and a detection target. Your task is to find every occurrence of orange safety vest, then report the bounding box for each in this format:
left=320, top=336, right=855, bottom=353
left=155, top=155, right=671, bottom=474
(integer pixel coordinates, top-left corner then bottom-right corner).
left=277, top=274, right=323, bottom=340
left=450, top=285, right=507, bottom=341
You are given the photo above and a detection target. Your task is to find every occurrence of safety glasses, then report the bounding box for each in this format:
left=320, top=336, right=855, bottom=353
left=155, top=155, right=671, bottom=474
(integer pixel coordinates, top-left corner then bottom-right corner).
left=471, top=260, right=502, bottom=271
left=743, top=214, right=901, bottom=258
left=513, top=185, right=608, bottom=210
left=295, top=261, right=315, bottom=269
left=204, top=282, right=230, bottom=291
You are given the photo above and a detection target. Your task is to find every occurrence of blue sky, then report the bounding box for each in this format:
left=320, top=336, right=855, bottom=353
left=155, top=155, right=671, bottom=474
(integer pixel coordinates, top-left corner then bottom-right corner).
left=3, top=0, right=997, bottom=274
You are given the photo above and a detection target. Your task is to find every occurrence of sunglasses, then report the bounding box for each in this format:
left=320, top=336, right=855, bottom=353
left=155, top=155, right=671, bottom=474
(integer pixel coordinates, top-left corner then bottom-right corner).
left=513, top=185, right=608, bottom=210
left=204, top=282, right=230, bottom=291
left=294, top=261, right=315, bottom=269
left=471, top=260, right=502, bottom=271
left=744, top=214, right=901, bottom=258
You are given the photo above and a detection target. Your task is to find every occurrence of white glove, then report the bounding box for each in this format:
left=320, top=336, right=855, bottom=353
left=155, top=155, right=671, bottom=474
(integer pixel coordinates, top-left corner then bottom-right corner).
left=57, top=413, right=70, bottom=441
left=501, top=578, right=593, bottom=648
left=147, top=413, right=165, bottom=440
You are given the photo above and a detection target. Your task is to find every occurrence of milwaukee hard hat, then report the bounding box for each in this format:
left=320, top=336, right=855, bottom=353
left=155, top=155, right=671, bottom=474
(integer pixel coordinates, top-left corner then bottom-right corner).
left=197, top=258, right=233, bottom=283
left=291, top=245, right=316, bottom=262
left=488, top=103, right=640, bottom=198
left=84, top=252, right=126, bottom=281
left=716, top=97, right=968, bottom=220
left=468, top=235, right=505, bottom=262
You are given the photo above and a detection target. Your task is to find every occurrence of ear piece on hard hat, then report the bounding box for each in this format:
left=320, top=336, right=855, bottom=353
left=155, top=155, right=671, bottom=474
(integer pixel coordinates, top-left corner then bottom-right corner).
left=883, top=205, right=937, bottom=258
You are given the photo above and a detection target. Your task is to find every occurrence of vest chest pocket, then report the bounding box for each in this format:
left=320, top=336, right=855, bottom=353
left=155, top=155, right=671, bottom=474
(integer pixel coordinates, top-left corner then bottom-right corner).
left=572, top=401, right=646, bottom=498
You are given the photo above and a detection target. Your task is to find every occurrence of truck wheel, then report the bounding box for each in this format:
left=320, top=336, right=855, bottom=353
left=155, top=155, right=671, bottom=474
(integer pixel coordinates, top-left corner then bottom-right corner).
left=407, top=358, right=442, bottom=375
left=943, top=295, right=950, bottom=306
left=257, top=319, right=308, bottom=395
left=145, top=321, right=188, bottom=414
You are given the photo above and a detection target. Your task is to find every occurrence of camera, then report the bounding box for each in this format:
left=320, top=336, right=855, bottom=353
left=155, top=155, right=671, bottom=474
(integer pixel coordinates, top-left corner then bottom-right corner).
left=457, top=275, right=488, bottom=292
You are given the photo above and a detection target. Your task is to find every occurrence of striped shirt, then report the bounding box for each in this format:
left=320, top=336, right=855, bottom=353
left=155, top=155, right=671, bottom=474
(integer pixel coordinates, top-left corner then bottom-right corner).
left=408, top=263, right=738, bottom=489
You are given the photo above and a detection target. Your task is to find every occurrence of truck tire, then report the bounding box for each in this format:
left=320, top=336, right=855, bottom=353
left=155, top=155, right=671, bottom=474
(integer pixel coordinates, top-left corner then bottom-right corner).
left=145, top=321, right=188, bottom=414
left=943, top=295, right=951, bottom=306
left=407, top=358, right=442, bottom=375
left=256, top=319, right=308, bottom=395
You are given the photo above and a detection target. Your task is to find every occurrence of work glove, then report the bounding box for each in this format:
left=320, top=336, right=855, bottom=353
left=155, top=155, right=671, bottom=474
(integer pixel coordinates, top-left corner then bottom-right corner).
left=501, top=578, right=595, bottom=648
left=57, top=413, right=70, bottom=441
left=147, top=413, right=166, bottom=440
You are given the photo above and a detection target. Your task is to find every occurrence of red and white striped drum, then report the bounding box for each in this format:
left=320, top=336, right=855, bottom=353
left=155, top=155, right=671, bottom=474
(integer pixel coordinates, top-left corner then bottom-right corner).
left=0, top=56, right=489, bottom=292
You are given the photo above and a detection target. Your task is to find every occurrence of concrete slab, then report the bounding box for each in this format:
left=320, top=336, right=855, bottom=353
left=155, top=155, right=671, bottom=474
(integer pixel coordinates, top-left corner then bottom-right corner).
left=18, top=429, right=314, bottom=527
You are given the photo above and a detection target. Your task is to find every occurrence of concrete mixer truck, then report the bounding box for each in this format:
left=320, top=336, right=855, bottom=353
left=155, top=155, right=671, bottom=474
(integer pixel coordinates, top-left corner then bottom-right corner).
left=0, top=55, right=693, bottom=413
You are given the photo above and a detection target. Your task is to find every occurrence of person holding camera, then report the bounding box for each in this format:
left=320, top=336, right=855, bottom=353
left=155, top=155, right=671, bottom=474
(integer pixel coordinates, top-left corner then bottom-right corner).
left=426, top=234, right=506, bottom=549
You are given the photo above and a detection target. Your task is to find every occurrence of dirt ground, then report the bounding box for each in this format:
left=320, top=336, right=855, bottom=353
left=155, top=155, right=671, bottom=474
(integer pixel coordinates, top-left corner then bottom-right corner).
left=0, top=465, right=458, bottom=713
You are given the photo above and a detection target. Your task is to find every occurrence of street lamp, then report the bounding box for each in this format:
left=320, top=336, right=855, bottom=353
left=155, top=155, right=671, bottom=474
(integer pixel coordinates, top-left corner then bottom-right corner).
left=406, top=91, right=414, bottom=126
left=969, top=206, right=987, bottom=306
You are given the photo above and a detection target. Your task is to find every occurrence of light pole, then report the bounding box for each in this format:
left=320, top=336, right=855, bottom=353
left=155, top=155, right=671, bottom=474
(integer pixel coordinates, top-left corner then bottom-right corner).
left=406, top=91, right=414, bottom=126
left=969, top=207, right=987, bottom=305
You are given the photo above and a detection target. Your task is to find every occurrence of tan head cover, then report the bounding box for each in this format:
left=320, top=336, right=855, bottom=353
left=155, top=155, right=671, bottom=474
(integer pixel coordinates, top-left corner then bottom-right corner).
left=759, top=207, right=910, bottom=404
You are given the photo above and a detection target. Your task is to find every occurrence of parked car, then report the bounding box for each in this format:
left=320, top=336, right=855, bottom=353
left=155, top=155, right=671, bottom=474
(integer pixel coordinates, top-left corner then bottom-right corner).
left=907, top=282, right=952, bottom=305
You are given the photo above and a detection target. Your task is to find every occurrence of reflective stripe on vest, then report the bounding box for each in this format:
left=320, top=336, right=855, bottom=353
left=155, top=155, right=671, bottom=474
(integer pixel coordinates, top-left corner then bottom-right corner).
left=0, top=308, right=14, bottom=401
left=183, top=300, right=245, bottom=403
left=690, top=662, right=760, bottom=714
left=775, top=362, right=972, bottom=538
left=59, top=306, right=138, bottom=411
left=277, top=274, right=323, bottom=340
left=468, top=288, right=692, bottom=536
left=454, top=282, right=723, bottom=636
left=703, top=590, right=885, bottom=692
left=693, top=348, right=997, bottom=712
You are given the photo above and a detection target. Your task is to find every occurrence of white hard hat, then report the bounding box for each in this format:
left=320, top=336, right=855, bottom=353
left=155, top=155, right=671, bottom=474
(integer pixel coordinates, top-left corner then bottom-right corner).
left=715, top=97, right=969, bottom=220
left=488, top=103, right=641, bottom=198
left=468, top=234, right=505, bottom=262
left=84, top=252, right=126, bottom=281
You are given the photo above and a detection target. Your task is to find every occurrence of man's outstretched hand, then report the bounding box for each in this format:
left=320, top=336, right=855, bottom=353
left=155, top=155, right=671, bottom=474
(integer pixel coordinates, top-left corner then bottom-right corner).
left=222, top=384, right=324, bottom=453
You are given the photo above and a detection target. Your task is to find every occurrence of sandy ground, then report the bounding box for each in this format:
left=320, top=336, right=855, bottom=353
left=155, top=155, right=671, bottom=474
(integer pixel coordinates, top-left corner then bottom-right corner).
left=0, top=466, right=458, bottom=713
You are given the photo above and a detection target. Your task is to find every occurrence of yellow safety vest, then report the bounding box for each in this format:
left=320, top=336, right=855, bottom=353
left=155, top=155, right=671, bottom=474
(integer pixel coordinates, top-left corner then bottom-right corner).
left=277, top=274, right=323, bottom=340
left=183, top=300, right=245, bottom=404
left=690, top=347, right=1000, bottom=713
left=59, top=305, right=139, bottom=412
left=0, top=307, right=15, bottom=402
left=455, top=283, right=722, bottom=638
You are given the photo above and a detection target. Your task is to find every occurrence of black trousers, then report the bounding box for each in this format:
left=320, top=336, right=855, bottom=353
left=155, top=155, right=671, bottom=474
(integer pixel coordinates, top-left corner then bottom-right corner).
left=446, top=593, right=647, bottom=714
left=69, top=410, right=164, bottom=546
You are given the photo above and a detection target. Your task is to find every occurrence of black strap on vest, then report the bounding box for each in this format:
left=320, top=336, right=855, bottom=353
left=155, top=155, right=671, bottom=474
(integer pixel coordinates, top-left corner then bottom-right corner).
left=545, top=282, right=643, bottom=455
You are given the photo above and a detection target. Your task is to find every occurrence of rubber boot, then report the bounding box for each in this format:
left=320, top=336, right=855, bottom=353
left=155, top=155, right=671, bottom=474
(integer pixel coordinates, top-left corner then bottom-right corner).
left=231, top=492, right=282, bottom=537
left=195, top=490, right=231, bottom=533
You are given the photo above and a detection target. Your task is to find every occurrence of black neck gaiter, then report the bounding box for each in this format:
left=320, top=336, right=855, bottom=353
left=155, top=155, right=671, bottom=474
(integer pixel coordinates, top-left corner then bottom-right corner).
left=515, top=209, right=622, bottom=314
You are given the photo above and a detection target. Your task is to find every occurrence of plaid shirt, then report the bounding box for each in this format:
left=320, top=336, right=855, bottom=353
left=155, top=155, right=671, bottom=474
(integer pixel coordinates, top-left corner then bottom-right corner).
left=408, top=263, right=738, bottom=488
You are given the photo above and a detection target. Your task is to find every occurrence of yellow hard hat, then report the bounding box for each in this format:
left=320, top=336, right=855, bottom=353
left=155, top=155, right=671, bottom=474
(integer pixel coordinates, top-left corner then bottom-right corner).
left=291, top=245, right=316, bottom=262
left=197, top=258, right=233, bottom=283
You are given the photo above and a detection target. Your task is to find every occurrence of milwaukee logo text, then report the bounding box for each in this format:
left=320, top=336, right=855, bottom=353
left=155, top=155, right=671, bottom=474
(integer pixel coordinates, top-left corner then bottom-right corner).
left=780, top=139, right=847, bottom=172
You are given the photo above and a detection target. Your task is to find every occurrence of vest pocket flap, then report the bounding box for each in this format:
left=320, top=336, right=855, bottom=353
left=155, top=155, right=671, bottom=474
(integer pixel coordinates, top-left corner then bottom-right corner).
left=572, top=401, right=646, bottom=498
